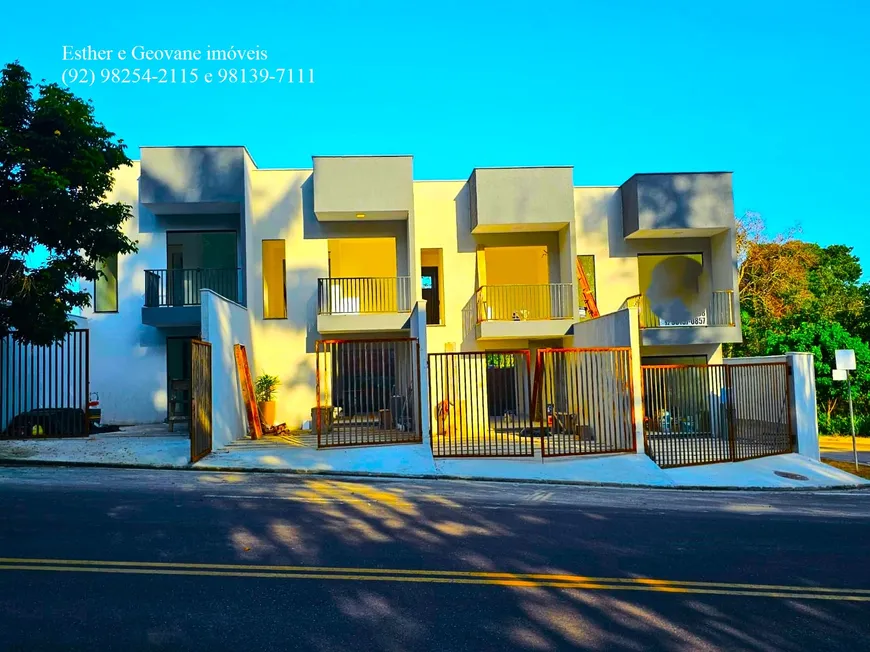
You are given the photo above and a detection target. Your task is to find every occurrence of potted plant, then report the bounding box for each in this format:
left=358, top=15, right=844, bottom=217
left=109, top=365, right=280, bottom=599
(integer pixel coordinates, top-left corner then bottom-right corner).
left=255, top=373, right=281, bottom=428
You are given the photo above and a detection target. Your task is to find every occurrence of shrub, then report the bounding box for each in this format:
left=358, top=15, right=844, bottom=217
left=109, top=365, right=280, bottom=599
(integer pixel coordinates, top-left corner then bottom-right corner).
left=255, top=374, right=281, bottom=403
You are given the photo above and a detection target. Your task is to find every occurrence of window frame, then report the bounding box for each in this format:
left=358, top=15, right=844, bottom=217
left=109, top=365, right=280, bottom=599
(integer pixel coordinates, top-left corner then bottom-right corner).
left=262, top=239, right=288, bottom=320
left=94, top=254, right=119, bottom=313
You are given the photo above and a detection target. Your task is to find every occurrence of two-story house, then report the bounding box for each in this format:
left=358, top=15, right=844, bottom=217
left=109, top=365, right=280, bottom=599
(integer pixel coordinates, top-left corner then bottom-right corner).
left=82, top=146, right=740, bottom=439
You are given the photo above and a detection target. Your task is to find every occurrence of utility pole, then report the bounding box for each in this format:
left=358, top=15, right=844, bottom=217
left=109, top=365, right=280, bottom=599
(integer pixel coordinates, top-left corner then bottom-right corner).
left=847, top=370, right=858, bottom=473
left=834, top=350, right=859, bottom=473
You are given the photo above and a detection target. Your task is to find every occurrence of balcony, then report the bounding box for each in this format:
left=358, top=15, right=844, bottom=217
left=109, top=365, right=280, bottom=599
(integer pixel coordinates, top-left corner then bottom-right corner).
left=316, top=277, right=412, bottom=333
left=625, top=290, right=741, bottom=345
left=142, top=268, right=241, bottom=327
left=462, top=284, right=574, bottom=341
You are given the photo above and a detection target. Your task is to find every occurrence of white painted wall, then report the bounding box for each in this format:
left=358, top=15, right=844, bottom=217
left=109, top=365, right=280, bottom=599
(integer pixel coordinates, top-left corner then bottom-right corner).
left=81, top=163, right=177, bottom=425
left=83, top=163, right=245, bottom=425
left=409, top=301, right=430, bottom=446
left=200, top=290, right=253, bottom=449
left=787, top=352, right=820, bottom=460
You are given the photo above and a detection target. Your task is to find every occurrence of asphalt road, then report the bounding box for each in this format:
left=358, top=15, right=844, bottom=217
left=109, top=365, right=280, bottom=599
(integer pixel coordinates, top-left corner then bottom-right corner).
left=821, top=450, right=870, bottom=464
left=1, top=467, right=869, bottom=651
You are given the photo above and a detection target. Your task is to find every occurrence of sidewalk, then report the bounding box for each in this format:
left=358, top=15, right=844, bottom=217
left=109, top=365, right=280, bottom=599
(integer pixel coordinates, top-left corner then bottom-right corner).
left=1, top=429, right=867, bottom=489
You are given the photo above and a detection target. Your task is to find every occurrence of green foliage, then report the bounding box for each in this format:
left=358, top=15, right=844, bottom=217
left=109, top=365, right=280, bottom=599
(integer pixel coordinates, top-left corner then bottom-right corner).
left=730, top=215, right=870, bottom=434
left=486, top=353, right=516, bottom=368
left=0, top=61, right=137, bottom=345
left=805, top=244, right=865, bottom=323
left=760, top=320, right=870, bottom=423
left=819, top=414, right=870, bottom=437
left=255, top=373, right=281, bottom=403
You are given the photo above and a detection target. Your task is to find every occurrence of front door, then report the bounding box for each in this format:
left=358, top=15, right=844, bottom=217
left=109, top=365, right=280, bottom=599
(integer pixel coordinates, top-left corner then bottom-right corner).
left=421, top=266, right=440, bottom=325
left=167, top=337, right=193, bottom=422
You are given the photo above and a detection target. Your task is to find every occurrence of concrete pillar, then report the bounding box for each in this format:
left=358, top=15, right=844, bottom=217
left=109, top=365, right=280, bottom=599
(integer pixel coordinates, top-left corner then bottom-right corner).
left=787, top=352, right=820, bottom=461
left=410, top=300, right=430, bottom=447
left=626, top=307, right=646, bottom=454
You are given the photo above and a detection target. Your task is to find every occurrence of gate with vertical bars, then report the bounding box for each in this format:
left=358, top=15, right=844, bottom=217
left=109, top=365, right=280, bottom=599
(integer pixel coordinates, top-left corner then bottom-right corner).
left=532, top=348, right=637, bottom=457
left=641, top=362, right=792, bottom=468
left=315, top=338, right=423, bottom=448
left=428, top=350, right=535, bottom=458
left=190, top=339, right=213, bottom=462
left=0, top=329, right=90, bottom=438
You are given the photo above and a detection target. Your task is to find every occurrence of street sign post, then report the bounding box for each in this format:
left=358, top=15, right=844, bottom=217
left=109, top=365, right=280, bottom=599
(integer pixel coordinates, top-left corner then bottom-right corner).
left=834, top=350, right=859, bottom=472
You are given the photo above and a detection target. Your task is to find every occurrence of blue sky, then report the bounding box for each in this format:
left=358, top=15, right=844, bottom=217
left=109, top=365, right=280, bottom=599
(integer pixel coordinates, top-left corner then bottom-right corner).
left=4, top=0, right=869, bottom=276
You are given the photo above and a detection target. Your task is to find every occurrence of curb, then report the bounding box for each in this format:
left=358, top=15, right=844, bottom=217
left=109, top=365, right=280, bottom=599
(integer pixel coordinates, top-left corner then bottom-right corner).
left=2, top=458, right=869, bottom=492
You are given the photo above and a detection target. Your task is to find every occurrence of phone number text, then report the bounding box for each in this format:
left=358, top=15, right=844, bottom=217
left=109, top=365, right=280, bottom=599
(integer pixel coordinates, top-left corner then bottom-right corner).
left=61, top=68, right=315, bottom=86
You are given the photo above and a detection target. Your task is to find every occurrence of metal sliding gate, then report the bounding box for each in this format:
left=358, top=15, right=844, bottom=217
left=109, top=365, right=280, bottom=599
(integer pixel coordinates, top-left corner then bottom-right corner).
left=533, top=348, right=637, bottom=457
left=0, top=329, right=90, bottom=438
left=190, top=339, right=213, bottom=463
left=428, top=350, right=534, bottom=458
left=642, top=362, right=792, bottom=468
left=315, top=338, right=423, bottom=448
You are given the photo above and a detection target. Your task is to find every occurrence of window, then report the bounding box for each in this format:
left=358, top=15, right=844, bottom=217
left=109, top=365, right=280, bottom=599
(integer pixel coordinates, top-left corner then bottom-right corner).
left=421, top=248, right=444, bottom=325
left=94, top=254, right=118, bottom=313
left=576, top=255, right=596, bottom=316
left=262, top=240, right=287, bottom=319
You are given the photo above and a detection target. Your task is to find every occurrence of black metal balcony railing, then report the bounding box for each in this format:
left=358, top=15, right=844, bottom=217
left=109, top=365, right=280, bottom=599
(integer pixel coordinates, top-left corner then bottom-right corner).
left=317, top=277, right=412, bottom=315
left=462, top=284, right=573, bottom=335
left=144, top=268, right=242, bottom=307
left=626, top=290, right=735, bottom=328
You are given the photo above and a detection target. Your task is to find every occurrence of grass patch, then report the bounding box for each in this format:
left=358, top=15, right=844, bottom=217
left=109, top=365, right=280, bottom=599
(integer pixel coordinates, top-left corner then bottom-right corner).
left=823, top=458, right=870, bottom=481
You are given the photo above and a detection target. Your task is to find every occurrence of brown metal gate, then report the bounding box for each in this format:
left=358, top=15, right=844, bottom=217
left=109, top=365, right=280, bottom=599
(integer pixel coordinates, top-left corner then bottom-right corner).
left=0, top=329, right=90, bottom=438
left=532, top=348, right=637, bottom=457
left=315, top=338, right=423, bottom=448
left=429, top=351, right=534, bottom=458
left=190, top=339, right=212, bottom=462
left=642, top=362, right=792, bottom=468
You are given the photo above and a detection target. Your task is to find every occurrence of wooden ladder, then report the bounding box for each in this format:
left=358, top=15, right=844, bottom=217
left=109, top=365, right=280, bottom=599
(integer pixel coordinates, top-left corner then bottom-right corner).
left=576, top=258, right=600, bottom=318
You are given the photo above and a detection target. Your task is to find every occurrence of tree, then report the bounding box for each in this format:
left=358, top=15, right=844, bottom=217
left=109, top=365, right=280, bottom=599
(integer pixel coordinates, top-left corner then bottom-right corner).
left=735, top=212, right=816, bottom=321
left=805, top=244, right=866, bottom=324
left=759, top=320, right=870, bottom=430
left=0, top=61, right=136, bottom=345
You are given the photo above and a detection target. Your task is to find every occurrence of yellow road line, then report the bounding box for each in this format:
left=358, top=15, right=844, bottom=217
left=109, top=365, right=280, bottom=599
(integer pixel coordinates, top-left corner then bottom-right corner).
left=0, top=557, right=867, bottom=600
left=0, top=564, right=868, bottom=601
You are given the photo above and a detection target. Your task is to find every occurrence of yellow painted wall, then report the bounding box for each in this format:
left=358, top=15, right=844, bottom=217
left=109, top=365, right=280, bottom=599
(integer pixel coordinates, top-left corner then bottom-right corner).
left=245, top=168, right=328, bottom=429
left=262, top=240, right=286, bottom=319
left=327, top=237, right=399, bottom=311
left=420, top=248, right=445, bottom=324
left=481, top=246, right=552, bottom=320
left=412, top=182, right=570, bottom=353
left=328, top=237, right=397, bottom=277
left=484, top=246, right=549, bottom=285
left=410, top=181, right=479, bottom=354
